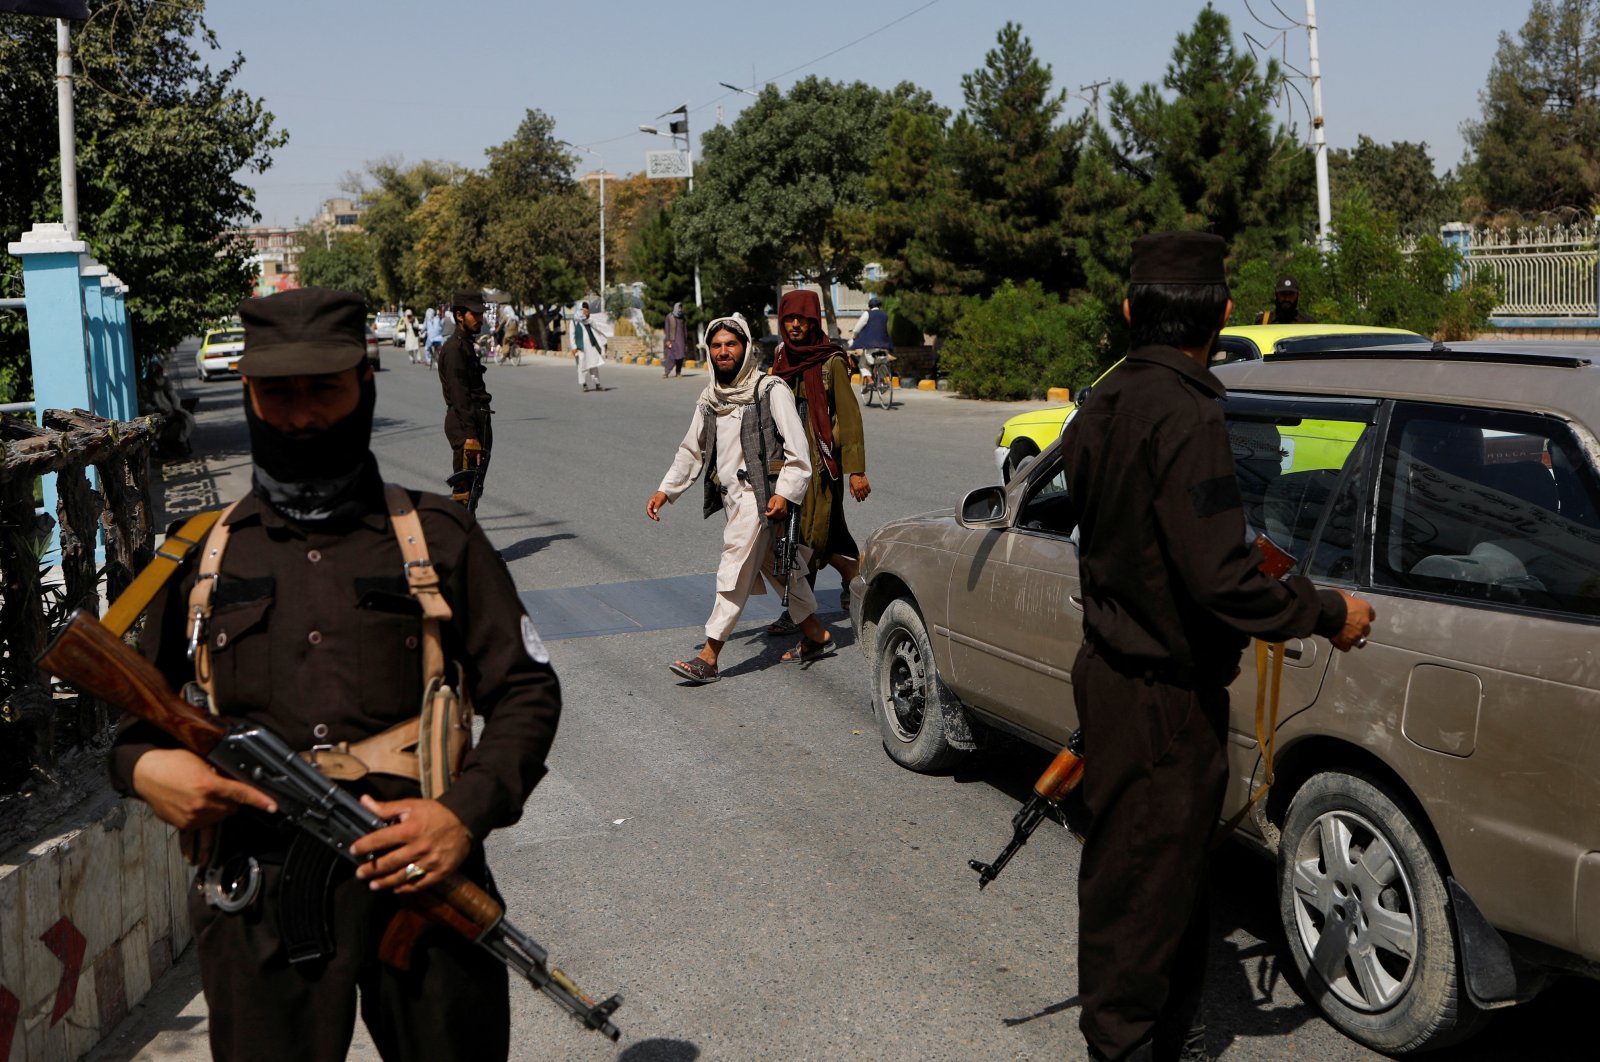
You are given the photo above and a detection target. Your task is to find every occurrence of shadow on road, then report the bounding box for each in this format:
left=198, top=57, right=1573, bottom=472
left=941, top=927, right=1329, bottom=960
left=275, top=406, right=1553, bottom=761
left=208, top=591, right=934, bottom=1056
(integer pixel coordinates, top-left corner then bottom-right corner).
left=499, top=532, right=578, bottom=562
left=618, top=1039, right=701, bottom=1061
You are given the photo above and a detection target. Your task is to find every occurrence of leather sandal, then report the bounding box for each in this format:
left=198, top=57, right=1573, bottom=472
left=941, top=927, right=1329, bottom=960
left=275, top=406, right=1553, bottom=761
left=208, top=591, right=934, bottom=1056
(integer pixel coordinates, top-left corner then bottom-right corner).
left=667, top=657, right=720, bottom=684
left=782, top=633, right=836, bottom=663
left=766, top=611, right=799, bottom=636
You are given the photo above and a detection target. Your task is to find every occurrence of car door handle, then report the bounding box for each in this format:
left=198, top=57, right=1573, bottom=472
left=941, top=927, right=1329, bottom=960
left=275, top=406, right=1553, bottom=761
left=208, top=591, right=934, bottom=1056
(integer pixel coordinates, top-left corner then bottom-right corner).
left=1284, top=643, right=1302, bottom=660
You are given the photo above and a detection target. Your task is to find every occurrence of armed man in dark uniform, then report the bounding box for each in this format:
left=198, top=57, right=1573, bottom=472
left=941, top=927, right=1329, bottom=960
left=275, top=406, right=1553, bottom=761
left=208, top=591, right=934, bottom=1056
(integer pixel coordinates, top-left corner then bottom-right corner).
left=110, top=287, right=561, bottom=1061
left=1062, top=233, right=1373, bottom=1062
left=436, top=289, right=493, bottom=507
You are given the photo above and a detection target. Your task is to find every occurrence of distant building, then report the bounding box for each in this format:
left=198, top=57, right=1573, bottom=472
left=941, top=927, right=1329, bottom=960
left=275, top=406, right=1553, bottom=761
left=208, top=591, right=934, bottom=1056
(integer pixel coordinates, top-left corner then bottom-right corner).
left=231, top=225, right=303, bottom=296
left=311, top=196, right=366, bottom=232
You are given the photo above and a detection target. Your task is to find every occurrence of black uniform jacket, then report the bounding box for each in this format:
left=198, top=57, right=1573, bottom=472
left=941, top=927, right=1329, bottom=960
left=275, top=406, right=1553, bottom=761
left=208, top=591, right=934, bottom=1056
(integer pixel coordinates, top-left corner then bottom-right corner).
left=437, top=331, right=492, bottom=448
left=111, top=466, right=560, bottom=841
left=1062, top=344, right=1346, bottom=679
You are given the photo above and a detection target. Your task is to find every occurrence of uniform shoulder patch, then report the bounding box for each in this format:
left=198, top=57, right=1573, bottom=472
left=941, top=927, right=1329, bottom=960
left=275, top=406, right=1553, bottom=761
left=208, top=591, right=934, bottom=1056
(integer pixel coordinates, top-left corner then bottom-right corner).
left=521, top=614, right=550, bottom=665
left=1189, top=474, right=1242, bottom=518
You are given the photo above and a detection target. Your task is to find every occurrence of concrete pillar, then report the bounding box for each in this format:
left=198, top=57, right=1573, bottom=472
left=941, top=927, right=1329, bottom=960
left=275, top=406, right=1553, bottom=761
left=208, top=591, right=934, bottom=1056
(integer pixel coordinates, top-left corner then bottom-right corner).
left=7, top=223, right=91, bottom=550
left=1440, top=222, right=1471, bottom=292
left=101, top=274, right=134, bottom=420
left=79, top=256, right=110, bottom=417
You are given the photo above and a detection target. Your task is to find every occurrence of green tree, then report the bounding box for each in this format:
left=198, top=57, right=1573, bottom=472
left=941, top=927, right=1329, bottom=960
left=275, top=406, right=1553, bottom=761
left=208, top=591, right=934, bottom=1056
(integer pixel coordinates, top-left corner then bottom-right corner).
left=477, top=110, right=597, bottom=305
left=297, top=232, right=379, bottom=306
left=675, top=76, right=929, bottom=334
left=1463, top=0, right=1600, bottom=213
left=0, top=0, right=284, bottom=399
left=1329, top=137, right=1461, bottom=232
left=351, top=158, right=461, bottom=309
left=868, top=23, right=1085, bottom=338
left=1232, top=191, right=1499, bottom=338
left=630, top=204, right=700, bottom=328
left=939, top=280, right=1106, bottom=400
left=1074, top=3, right=1313, bottom=340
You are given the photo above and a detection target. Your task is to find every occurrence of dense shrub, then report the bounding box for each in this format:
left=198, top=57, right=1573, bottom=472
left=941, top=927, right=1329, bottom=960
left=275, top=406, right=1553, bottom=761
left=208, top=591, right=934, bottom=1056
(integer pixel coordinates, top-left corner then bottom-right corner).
left=941, top=281, right=1106, bottom=400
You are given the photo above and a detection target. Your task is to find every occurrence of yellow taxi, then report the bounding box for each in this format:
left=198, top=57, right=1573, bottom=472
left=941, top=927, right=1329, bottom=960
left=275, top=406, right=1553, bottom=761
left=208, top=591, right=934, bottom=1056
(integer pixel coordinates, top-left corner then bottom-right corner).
left=994, top=323, right=1428, bottom=480
left=194, top=326, right=246, bottom=382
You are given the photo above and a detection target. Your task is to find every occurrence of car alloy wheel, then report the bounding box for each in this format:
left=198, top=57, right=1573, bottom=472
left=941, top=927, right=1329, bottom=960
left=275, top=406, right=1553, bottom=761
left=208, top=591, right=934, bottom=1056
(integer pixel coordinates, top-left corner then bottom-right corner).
left=1287, top=806, right=1419, bottom=1012
left=1278, top=770, right=1484, bottom=1053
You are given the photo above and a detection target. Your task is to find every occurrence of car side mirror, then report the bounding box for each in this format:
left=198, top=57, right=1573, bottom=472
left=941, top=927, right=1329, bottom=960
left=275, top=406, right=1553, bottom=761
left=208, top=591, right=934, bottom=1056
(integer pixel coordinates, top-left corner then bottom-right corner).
left=957, top=485, right=1008, bottom=528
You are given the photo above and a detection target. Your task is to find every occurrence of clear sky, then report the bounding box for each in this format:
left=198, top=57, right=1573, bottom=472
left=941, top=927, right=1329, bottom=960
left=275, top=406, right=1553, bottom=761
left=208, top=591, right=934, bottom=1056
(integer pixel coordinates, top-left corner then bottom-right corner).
left=199, top=0, right=1524, bottom=227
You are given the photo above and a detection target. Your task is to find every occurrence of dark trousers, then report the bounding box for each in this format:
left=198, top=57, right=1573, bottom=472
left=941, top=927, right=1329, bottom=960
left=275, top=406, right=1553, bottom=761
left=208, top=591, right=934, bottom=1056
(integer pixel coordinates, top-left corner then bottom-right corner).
left=192, top=855, right=510, bottom=1062
left=1073, top=643, right=1230, bottom=1061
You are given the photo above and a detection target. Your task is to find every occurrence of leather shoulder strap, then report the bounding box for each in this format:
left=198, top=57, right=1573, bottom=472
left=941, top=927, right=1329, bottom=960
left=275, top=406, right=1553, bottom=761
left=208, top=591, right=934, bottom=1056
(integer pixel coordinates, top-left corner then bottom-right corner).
left=186, top=501, right=243, bottom=710
left=102, top=509, right=223, bottom=637
left=382, top=484, right=451, bottom=684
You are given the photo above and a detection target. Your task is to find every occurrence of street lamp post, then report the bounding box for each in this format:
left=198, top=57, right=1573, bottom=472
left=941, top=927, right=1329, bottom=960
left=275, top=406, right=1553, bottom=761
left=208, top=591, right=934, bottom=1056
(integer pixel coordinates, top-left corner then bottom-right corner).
left=562, top=141, right=608, bottom=311
left=640, top=106, right=702, bottom=309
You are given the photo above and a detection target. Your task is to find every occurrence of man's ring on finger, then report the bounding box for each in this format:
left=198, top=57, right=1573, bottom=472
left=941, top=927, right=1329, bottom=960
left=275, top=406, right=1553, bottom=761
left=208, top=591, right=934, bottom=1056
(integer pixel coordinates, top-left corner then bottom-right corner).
left=1355, top=637, right=1368, bottom=648
left=404, top=862, right=426, bottom=883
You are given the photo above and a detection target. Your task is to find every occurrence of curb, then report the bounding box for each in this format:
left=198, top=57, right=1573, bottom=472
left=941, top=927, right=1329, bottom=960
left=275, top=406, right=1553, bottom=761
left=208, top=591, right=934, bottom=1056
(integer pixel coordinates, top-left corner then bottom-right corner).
left=0, top=799, right=191, bottom=1062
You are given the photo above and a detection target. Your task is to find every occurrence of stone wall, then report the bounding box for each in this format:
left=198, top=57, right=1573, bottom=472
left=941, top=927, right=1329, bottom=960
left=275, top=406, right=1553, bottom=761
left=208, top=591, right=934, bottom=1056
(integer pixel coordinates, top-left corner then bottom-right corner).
left=0, top=798, right=191, bottom=1062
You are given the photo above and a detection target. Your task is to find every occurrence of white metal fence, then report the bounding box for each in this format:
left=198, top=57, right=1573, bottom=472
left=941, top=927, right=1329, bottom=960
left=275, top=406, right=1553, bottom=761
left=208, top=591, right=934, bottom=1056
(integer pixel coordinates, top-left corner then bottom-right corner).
left=1460, top=220, right=1600, bottom=318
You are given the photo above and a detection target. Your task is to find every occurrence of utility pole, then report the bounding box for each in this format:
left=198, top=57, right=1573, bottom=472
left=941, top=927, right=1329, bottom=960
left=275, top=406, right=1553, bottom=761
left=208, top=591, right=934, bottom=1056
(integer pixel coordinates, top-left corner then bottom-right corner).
left=1306, top=0, right=1331, bottom=249
left=56, top=19, right=79, bottom=238
left=1079, top=78, right=1110, bottom=126
left=598, top=167, right=607, bottom=303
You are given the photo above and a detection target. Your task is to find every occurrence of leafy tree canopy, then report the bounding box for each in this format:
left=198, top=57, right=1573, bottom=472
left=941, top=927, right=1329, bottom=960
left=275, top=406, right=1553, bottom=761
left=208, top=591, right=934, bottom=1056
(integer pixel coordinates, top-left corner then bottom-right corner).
left=1464, top=0, right=1600, bottom=214
left=1329, top=137, right=1461, bottom=232
left=675, top=76, right=933, bottom=333
left=348, top=158, right=462, bottom=309
left=868, top=23, right=1084, bottom=338
left=297, top=232, right=379, bottom=307
left=0, top=0, right=284, bottom=400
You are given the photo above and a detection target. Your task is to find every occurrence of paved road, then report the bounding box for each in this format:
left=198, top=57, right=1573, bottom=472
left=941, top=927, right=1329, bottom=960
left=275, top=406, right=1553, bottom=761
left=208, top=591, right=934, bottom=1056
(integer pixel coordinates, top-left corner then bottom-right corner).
left=92, top=346, right=1596, bottom=1060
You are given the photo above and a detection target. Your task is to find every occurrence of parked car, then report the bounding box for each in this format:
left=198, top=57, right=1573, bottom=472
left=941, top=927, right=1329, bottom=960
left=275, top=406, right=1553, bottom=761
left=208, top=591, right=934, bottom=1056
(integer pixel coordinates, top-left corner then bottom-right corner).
left=852, top=341, right=1600, bottom=1054
left=194, top=327, right=245, bottom=381
left=372, top=311, right=400, bottom=343
left=994, top=324, right=1431, bottom=481
left=365, top=328, right=381, bottom=370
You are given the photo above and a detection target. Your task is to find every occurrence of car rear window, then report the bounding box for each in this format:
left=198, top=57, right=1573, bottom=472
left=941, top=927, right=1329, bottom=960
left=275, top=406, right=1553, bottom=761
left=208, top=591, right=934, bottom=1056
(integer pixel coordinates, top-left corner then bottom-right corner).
left=1377, top=404, right=1600, bottom=618
left=209, top=330, right=244, bottom=345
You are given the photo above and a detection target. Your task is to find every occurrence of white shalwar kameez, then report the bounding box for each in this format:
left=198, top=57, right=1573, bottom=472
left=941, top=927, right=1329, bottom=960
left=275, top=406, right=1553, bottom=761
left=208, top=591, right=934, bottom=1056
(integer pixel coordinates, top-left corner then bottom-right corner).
left=657, top=380, right=816, bottom=641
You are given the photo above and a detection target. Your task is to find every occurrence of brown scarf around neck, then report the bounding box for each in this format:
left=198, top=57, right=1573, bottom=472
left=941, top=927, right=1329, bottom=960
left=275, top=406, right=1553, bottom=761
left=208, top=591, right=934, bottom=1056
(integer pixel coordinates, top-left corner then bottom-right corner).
left=772, top=289, right=845, bottom=479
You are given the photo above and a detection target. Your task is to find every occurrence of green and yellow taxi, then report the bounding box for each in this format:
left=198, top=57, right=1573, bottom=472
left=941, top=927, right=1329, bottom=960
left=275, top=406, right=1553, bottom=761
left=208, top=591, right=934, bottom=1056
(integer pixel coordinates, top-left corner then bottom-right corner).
left=994, top=323, right=1428, bottom=480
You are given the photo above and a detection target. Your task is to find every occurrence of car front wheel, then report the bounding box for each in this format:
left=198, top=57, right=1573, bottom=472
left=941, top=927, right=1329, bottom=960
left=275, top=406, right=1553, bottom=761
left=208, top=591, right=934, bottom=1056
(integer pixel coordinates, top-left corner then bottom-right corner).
left=1003, top=439, right=1039, bottom=482
left=1278, top=770, right=1485, bottom=1054
left=871, top=598, right=963, bottom=772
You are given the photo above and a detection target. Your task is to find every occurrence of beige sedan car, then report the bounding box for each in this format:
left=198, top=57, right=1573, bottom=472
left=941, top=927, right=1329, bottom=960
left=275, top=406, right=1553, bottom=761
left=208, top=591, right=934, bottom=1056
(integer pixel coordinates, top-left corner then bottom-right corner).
left=850, top=342, right=1600, bottom=1054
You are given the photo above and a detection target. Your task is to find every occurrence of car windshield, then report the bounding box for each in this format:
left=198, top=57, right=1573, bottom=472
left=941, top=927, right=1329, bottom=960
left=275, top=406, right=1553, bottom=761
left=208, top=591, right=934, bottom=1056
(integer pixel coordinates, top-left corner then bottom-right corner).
left=209, top=330, right=244, bottom=345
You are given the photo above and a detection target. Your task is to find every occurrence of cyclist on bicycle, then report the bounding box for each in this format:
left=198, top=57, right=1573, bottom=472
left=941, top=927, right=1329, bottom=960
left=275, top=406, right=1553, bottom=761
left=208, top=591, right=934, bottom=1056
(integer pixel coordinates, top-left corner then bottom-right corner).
left=850, top=295, right=894, bottom=391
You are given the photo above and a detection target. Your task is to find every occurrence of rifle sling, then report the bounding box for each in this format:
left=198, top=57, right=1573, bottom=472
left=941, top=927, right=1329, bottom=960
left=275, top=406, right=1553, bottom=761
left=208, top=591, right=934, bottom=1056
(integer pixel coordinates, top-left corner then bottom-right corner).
left=101, top=509, right=223, bottom=637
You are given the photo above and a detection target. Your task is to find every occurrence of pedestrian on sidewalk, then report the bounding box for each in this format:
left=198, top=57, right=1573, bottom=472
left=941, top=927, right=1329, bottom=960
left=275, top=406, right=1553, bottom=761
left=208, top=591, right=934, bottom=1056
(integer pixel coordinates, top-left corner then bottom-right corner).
left=662, top=301, right=690, bottom=378
left=423, top=307, right=443, bottom=369
left=111, top=286, right=562, bottom=1062
left=574, top=302, right=608, bottom=392
left=401, top=309, right=421, bottom=364
left=646, top=313, right=837, bottom=684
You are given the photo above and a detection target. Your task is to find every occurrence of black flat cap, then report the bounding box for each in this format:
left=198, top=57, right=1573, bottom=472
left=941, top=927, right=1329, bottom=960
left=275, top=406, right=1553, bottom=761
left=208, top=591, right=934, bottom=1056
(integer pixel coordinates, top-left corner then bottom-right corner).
left=235, top=288, right=368, bottom=377
left=1130, top=231, right=1227, bottom=286
left=451, top=289, right=487, bottom=314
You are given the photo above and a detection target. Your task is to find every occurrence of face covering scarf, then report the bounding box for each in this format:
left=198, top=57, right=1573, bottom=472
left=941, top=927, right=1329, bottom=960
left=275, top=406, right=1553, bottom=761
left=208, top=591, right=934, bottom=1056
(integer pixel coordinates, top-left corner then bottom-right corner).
left=245, top=374, right=377, bottom=523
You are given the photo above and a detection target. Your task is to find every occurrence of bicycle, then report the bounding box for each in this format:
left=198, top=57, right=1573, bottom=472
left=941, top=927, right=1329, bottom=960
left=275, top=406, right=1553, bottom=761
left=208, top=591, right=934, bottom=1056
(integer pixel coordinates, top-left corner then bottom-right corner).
left=861, top=351, right=894, bottom=409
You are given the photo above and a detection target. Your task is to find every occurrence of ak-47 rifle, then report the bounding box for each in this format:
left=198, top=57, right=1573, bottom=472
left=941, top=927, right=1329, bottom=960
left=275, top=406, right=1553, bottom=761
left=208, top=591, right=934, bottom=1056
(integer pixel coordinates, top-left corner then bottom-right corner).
left=968, top=534, right=1298, bottom=889
left=447, top=435, right=489, bottom=514
left=38, top=610, right=623, bottom=1041
left=772, top=502, right=802, bottom=608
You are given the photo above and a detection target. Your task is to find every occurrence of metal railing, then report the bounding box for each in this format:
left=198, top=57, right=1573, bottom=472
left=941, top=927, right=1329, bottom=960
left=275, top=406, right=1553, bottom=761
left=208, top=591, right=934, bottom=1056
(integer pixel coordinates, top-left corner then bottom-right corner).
left=1461, top=221, right=1600, bottom=318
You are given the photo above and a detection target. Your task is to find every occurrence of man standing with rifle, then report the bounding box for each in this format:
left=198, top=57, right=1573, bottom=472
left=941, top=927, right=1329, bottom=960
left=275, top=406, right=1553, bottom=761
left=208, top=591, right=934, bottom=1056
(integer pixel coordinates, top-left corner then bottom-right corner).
left=103, top=288, right=574, bottom=1060
left=1060, top=233, right=1374, bottom=1062
left=645, top=313, right=830, bottom=684
left=437, top=289, right=493, bottom=509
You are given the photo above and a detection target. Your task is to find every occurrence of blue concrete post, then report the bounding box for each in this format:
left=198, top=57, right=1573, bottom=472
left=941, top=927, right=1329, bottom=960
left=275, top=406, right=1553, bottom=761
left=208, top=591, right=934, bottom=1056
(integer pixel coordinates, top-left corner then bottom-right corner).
left=79, top=258, right=111, bottom=417
left=7, top=223, right=92, bottom=551
left=101, top=274, right=135, bottom=420
left=1440, top=222, right=1470, bottom=292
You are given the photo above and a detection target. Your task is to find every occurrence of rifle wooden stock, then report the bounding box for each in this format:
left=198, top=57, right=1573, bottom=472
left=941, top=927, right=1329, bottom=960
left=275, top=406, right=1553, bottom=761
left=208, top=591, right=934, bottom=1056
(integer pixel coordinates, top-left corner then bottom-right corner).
left=379, top=873, right=504, bottom=970
left=39, top=609, right=227, bottom=756
left=1033, top=744, right=1085, bottom=802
